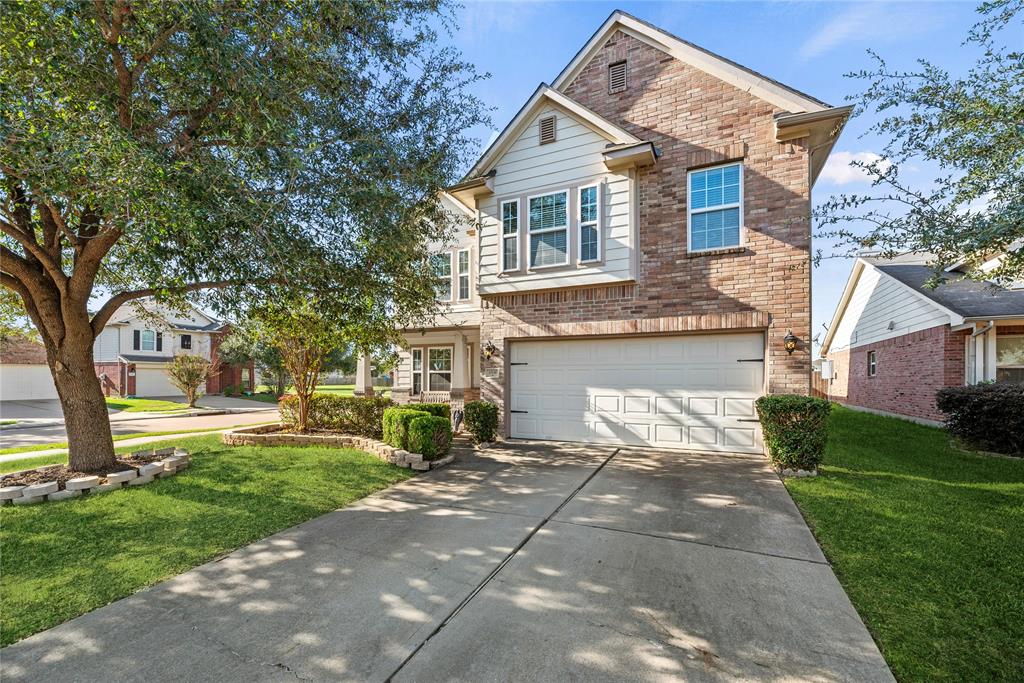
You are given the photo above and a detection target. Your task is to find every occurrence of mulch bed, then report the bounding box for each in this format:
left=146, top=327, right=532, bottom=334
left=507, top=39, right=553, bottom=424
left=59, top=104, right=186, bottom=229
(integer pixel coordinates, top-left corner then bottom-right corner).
left=0, top=452, right=165, bottom=490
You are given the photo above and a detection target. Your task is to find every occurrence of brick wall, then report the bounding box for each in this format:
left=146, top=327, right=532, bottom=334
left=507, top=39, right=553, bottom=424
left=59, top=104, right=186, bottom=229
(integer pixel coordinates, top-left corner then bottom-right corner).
left=480, top=31, right=814, bottom=427
left=825, top=324, right=967, bottom=421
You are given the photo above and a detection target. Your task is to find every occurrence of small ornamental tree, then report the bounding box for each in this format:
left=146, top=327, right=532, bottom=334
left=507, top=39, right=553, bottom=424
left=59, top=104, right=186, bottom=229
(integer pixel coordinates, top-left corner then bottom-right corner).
left=165, top=354, right=214, bottom=408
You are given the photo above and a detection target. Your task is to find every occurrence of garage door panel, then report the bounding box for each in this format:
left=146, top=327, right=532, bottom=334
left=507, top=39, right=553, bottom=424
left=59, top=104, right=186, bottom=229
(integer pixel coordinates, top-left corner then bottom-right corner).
left=134, top=367, right=182, bottom=397
left=509, top=333, right=764, bottom=454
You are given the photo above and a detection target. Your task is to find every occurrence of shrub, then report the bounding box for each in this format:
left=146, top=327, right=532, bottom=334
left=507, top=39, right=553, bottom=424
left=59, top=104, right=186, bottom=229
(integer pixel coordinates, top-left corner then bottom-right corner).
left=280, top=394, right=394, bottom=438
left=382, top=407, right=429, bottom=449
left=408, top=415, right=452, bottom=460
left=755, top=394, right=832, bottom=471
left=414, top=403, right=451, bottom=420
left=936, top=383, right=1024, bottom=455
left=464, top=400, right=498, bottom=443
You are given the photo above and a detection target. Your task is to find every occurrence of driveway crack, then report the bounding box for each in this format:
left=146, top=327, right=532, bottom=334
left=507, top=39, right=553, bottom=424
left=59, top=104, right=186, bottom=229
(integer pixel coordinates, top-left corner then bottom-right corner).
left=188, top=623, right=315, bottom=682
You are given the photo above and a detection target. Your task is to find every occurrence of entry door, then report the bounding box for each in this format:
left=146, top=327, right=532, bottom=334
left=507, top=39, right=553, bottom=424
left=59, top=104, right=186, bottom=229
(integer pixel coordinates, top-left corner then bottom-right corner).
left=509, top=333, right=765, bottom=453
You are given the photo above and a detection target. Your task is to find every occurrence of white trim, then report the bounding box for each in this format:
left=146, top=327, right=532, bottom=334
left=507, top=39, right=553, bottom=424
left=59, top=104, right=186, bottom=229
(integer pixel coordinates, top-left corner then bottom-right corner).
left=551, top=11, right=828, bottom=114
left=411, top=348, right=423, bottom=395
left=527, top=188, right=570, bottom=269
left=456, top=248, right=471, bottom=301
left=867, top=350, right=877, bottom=377
left=140, top=329, right=156, bottom=351
left=499, top=198, right=521, bottom=273
left=686, top=162, right=744, bottom=254
left=577, top=183, right=602, bottom=264
left=432, top=251, right=453, bottom=302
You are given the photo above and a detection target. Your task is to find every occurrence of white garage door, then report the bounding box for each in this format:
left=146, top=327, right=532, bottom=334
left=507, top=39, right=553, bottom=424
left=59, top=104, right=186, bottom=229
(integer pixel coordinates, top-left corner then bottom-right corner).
left=0, top=364, right=59, bottom=400
left=133, top=366, right=183, bottom=397
left=509, top=333, right=765, bottom=453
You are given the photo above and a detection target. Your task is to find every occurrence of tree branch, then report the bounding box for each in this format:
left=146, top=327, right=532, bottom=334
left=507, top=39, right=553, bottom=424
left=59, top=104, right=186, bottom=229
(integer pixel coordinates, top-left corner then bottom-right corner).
left=0, top=218, right=68, bottom=287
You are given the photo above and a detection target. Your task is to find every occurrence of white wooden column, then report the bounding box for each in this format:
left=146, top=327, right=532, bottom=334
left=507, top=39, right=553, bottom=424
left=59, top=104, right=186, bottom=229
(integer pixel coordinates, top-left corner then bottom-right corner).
left=985, top=327, right=998, bottom=381
left=354, top=350, right=373, bottom=397
left=451, top=335, right=467, bottom=398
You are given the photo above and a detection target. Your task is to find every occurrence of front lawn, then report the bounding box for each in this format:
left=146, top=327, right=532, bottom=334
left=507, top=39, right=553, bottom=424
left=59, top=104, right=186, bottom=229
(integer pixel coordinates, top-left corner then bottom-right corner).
left=105, top=397, right=190, bottom=413
left=0, top=434, right=414, bottom=646
left=786, top=407, right=1024, bottom=682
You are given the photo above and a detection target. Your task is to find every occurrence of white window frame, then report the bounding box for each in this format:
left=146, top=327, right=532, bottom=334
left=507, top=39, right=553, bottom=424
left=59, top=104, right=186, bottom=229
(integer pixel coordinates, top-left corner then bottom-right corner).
left=411, top=348, right=423, bottom=395
left=500, top=198, right=520, bottom=273
left=432, top=251, right=453, bottom=302
left=527, top=188, right=570, bottom=269
left=686, top=162, right=744, bottom=254
left=457, top=248, right=471, bottom=301
left=867, top=350, right=877, bottom=377
left=140, top=329, right=156, bottom=351
left=427, top=346, right=453, bottom=392
left=995, top=334, right=1024, bottom=383
left=577, top=183, right=601, bottom=264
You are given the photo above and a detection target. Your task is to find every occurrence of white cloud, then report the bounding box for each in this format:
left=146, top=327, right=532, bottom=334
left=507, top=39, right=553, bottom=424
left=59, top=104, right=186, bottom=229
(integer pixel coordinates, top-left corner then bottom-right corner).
left=799, top=3, right=944, bottom=61
left=820, top=151, right=890, bottom=185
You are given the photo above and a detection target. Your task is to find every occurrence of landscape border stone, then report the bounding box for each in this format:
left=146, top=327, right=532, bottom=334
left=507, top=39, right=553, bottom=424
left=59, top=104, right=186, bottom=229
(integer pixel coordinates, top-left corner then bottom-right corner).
left=221, top=424, right=456, bottom=471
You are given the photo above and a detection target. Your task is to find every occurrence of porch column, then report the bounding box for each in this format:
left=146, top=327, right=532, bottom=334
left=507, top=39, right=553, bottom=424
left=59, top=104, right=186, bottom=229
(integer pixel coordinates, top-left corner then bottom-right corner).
left=451, top=335, right=467, bottom=399
left=985, top=327, right=998, bottom=381
left=354, top=350, right=373, bottom=397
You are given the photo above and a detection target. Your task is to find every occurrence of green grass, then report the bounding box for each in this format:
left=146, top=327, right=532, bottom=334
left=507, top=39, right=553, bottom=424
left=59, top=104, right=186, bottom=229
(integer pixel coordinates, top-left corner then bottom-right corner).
left=1, top=420, right=16, bottom=426
left=105, top=397, right=191, bottom=413
left=0, top=434, right=414, bottom=646
left=0, top=425, right=273, bottom=457
left=785, top=407, right=1024, bottom=682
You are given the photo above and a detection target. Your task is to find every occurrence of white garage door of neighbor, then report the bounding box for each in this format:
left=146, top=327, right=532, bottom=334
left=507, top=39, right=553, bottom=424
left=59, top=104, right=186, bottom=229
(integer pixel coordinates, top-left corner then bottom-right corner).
left=0, top=364, right=59, bottom=401
left=133, top=367, right=184, bottom=398
left=509, top=333, right=765, bottom=453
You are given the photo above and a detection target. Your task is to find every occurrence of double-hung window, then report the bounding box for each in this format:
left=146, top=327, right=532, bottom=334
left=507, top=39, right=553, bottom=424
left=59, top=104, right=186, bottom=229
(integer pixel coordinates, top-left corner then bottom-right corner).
left=141, top=330, right=156, bottom=351
left=501, top=199, right=519, bottom=272
left=528, top=190, right=569, bottom=268
left=867, top=350, right=877, bottom=377
left=428, top=347, right=452, bottom=391
left=688, top=162, right=742, bottom=252
left=578, top=184, right=600, bottom=263
left=411, top=349, right=423, bottom=395
left=996, top=335, right=1024, bottom=383
left=457, top=249, right=471, bottom=300
left=431, top=252, right=452, bottom=301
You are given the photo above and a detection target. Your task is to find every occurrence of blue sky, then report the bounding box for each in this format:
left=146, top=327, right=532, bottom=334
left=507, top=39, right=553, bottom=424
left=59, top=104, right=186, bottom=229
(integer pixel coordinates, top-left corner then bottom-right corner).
left=444, top=0, right=988, bottom=348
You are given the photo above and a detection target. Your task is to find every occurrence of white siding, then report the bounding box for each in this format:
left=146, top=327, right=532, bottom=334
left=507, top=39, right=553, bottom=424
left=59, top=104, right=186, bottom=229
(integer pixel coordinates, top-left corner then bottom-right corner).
left=94, top=327, right=120, bottom=361
left=0, top=365, right=58, bottom=400
left=423, top=195, right=482, bottom=327
left=830, top=265, right=953, bottom=351
left=478, top=104, right=634, bottom=294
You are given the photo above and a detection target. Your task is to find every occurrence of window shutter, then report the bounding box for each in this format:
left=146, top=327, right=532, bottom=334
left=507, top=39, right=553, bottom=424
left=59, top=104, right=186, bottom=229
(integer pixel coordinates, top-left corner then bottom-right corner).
left=156, top=332, right=163, bottom=352
left=538, top=115, right=556, bottom=145
left=608, top=61, right=627, bottom=93
left=133, top=330, right=140, bottom=350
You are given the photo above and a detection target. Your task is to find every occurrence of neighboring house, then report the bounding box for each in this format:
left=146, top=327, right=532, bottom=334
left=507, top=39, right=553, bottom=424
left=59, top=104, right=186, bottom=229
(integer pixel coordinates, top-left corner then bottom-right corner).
left=820, top=254, right=1024, bottom=423
left=0, top=336, right=58, bottom=401
left=364, top=10, right=849, bottom=454
left=93, top=299, right=252, bottom=398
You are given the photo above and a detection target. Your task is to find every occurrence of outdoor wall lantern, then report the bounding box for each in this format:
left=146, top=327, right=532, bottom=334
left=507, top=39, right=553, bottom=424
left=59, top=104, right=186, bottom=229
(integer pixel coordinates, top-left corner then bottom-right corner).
left=482, top=341, right=498, bottom=360
left=783, top=331, right=798, bottom=354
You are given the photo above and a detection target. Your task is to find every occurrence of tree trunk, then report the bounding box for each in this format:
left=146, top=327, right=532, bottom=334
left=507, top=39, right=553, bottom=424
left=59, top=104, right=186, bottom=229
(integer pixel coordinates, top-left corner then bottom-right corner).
left=51, top=336, right=117, bottom=472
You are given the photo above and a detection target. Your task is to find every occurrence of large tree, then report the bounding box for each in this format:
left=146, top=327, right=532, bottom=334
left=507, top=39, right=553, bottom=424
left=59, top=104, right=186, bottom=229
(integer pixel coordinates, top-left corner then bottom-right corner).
left=816, top=0, right=1023, bottom=284
left=1, top=1, right=486, bottom=470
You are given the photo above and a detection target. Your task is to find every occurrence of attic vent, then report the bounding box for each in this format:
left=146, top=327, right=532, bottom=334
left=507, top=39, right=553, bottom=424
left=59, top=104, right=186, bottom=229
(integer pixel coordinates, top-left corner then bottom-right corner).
left=538, top=115, right=556, bottom=145
left=608, top=60, right=627, bottom=93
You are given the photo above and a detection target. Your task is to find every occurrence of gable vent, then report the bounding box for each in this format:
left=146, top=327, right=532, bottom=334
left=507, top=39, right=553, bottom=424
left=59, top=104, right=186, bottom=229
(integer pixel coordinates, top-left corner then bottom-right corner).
left=538, top=115, right=556, bottom=145
left=608, top=60, right=627, bottom=93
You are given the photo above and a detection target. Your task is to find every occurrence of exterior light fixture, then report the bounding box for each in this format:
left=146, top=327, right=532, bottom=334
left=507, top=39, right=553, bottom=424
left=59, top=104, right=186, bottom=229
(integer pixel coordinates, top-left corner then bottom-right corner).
left=783, top=331, right=798, bottom=354
left=483, top=341, right=498, bottom=359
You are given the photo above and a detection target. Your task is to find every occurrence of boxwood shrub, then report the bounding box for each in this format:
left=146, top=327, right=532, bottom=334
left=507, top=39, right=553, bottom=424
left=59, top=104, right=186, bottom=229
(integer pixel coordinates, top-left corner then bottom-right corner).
left=280, top=394, right=393, bottom=439
left=464, top=400, right=498, bottom=443
left=382, top=407, right=430, bottom=450
left=755, top=394, right=832, bottom=471
left=408, top=415, right=453, bottom=460
left=414, top=403, right=451, bottom=420
left=936, top=383, right=1024, bottom=455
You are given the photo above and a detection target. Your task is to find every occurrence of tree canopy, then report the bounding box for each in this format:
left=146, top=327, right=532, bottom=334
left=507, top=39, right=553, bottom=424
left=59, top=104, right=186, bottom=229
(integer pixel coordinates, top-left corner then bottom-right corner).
left=815, top=0, right=1023, bottom=284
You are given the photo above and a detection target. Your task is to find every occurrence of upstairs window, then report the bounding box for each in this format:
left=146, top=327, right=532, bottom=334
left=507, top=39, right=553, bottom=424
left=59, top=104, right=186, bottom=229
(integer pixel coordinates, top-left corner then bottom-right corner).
left=141, top=329, right=156, bottom=351
left=579, top=185, right=600, bottom=263
left=501, top=199, right=520, bottom=272
left=608, top=60, right=627, bottom=93
left=538, top=115, right=557, bottom=145
left=688, top=162, right=742, bottom=253
left=180, top=334, right=192, bottom=350
left=457, top=249, right=471, bottom=300
left=528, top=190, right=569, bottom=268
left=431, top=252, right=452, bottom=301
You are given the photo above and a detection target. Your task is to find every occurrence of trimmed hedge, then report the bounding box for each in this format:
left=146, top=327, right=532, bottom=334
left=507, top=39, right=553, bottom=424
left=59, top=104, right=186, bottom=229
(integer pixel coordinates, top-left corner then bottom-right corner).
left=279, top=394, right=394, bottom=438
left=464, top=400, right=498, bottom=443
left=936, top=383, right=1024, bottom=455
left=414, top=403, right=451, bottom=420
left=382, top=407, right=430, bottom=450
left=755, top=394, right=831, bottom=471
left=408, top=415, right=453, bottom=460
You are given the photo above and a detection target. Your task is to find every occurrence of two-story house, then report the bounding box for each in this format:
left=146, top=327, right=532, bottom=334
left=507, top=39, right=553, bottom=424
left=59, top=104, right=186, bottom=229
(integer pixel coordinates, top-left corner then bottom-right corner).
left=93, top=298, right=252, bottom=398
left=368, top=11, right=849, bottom=453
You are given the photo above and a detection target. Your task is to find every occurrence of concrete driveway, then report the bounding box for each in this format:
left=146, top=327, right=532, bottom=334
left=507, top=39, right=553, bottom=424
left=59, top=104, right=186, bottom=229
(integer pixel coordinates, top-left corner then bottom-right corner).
left=1, top=442, right=893, bottom=682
